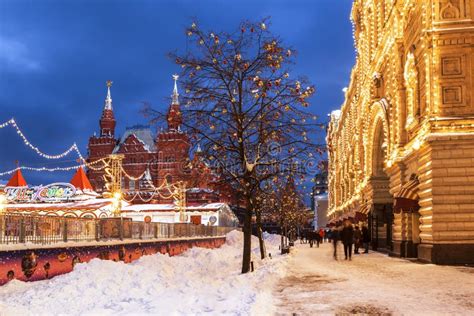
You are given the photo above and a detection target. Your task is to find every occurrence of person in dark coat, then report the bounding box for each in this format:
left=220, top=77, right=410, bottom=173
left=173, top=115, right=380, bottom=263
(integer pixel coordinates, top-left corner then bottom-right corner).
left=353, top=226, right=362, bottom=254
left=362, top=225, right=371, bottom=253
left=315, top=231, right=321, bottom=248
left=340, top=221, right=354, bottom=260
left=331, top=227, right=340, bottom=260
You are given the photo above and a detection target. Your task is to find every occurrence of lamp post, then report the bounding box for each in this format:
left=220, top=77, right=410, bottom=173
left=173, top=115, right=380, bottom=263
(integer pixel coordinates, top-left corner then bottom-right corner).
left=0, top=192, right=7, bottom=242
left=112, top=191, right=122, bottom=217
left=112, top=191, right=123, bottom=240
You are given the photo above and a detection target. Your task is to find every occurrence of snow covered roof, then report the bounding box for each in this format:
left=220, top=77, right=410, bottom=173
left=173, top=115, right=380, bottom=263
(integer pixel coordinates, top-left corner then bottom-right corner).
left=187, top=187, right=215, bottom=194
left=122, top=202, right=228, bottom=213
left=6, top=198, right=129, bottom=211
left=113, top=125, right=156, bottom=153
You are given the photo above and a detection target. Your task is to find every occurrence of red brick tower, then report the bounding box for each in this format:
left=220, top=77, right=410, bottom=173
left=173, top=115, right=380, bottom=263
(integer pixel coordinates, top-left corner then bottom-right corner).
left=154, top=75, right=191, bottom=186
left=87, top=81, right=117, bottom=192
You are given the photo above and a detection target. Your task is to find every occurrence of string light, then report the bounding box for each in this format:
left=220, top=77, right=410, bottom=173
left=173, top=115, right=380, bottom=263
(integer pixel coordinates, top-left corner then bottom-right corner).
left=0, top=158, right=107, bottom=177
left=326, top=1, right=470, bottom=218
left=0, top=118, right=84, bottom=160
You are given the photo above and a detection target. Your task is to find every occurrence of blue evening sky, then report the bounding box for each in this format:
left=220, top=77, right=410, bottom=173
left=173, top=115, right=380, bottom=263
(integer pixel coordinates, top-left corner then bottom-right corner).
left=0, top=0, right=354, bottom=185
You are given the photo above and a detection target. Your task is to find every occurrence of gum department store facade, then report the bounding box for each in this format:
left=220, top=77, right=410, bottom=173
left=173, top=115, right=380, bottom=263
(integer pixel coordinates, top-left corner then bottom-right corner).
left=327, top=0, right=474, bottom=264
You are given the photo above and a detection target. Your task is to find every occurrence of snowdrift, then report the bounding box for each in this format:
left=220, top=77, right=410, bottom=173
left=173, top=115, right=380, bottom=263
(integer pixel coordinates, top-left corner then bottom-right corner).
left=0, top=230, right=288, bottom=315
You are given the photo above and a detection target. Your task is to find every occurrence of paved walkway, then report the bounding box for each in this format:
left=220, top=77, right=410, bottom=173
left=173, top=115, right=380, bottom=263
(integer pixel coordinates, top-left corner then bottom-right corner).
left=273, top=241, right=474, bottom=315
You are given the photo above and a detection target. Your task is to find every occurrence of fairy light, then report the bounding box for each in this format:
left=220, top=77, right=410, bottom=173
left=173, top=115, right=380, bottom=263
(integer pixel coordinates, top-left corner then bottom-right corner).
left=0, top=118, right=84, bottom=160
left=327, top=0, right=452, bottom=218
left=0, top=158, right=107, bottom=177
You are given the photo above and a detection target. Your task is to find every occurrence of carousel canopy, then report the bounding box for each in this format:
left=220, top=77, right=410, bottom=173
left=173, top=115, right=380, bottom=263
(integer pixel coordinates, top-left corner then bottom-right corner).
left=70, top=167, right=93, bottom=191
left=6, top=169, right=27, bottom=187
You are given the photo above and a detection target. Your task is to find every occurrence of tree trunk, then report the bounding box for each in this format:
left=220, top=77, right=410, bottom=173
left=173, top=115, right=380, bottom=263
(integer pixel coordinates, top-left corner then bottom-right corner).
left=241, top=208, right=252, bottom=274
left=255, top=211, right=267, bottom=260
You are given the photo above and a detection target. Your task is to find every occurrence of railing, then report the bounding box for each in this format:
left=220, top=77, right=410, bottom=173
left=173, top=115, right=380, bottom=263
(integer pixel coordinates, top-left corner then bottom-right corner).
left=0, top=213, right=235, bottom=246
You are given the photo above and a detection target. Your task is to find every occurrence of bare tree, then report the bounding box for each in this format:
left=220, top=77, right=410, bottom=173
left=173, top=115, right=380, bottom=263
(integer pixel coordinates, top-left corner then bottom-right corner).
left=145, top=19, right=323, bottom=273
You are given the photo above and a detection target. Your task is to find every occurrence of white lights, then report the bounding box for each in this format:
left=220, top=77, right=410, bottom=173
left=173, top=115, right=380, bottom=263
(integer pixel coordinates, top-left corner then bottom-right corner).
left=0, top=118, right=85, bottom=160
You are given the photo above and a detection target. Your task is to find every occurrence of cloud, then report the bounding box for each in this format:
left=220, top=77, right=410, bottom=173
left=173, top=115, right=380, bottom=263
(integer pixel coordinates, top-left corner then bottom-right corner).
left=0, top=36, right=41, bottom=71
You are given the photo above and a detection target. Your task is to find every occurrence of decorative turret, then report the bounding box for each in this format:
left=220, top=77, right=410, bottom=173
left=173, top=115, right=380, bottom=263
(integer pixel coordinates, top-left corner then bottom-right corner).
left=167, top=75, right=183, bottom=130
left=100, top=80, right=116, bottom=137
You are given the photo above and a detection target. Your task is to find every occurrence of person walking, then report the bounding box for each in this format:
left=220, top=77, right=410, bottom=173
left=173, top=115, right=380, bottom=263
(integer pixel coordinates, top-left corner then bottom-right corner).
left=315, top=231, right=321, bottom=248
left=331, top=226, right=340, bottom=260
left=362, top=224, right=371, bottom=253
left=353, top=225, right=362, bottom=254
left=319, top=229, right=325, bottom=244
left=341, top=220, right=354, bottom=260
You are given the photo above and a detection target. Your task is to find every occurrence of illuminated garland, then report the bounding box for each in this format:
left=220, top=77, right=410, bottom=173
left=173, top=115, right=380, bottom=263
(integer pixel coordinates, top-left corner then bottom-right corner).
left=0, top=165, right=86, bottom=177
left=120, top=166, right=147, bottom=181
left=0, top=158, right=107, bottom=177
left=0, top=118, right=84, bottom=160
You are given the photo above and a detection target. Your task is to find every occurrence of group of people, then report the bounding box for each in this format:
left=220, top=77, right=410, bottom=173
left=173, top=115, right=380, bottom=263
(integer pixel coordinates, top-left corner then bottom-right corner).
left=299, top=222, right=371, bottom=261
left=331, top=221, right=371, bottom=260
left=300, top=228, right=327, bottom=248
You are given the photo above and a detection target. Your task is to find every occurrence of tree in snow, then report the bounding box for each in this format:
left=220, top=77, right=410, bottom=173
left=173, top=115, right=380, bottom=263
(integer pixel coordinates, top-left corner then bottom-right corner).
left=145, top=19, right=323, bottom=273
left=261, top=175, right=308, bottom=251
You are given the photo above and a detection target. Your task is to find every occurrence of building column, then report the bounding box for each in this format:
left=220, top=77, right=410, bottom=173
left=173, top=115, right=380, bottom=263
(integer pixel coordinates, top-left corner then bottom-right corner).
left=417, top=134, right=474, bottom=264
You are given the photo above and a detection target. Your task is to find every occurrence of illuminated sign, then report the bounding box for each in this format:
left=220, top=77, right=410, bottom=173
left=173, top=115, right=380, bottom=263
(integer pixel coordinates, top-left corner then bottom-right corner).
left=5, top=183, right=76, bottom=203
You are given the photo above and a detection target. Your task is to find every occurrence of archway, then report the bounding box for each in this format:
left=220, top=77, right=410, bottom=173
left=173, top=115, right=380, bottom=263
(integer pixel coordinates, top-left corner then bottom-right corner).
left=368, top=118, right=393, bottom=251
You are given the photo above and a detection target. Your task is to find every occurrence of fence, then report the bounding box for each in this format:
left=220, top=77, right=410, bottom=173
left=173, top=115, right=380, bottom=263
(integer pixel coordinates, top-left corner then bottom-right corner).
left=0, top=213, right=235, bottom=246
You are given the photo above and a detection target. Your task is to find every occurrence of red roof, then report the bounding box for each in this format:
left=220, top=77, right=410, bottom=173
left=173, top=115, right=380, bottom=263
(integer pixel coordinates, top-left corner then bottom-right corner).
left=6, top=169, right=27, bottom=187
left=70, top=167, right=93, bottom=191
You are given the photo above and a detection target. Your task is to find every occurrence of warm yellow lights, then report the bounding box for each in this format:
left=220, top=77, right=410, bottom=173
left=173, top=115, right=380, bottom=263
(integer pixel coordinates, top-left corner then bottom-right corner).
left=0, top=193, right=7, bottom=215
left=327, top=0, right=474, bottom=219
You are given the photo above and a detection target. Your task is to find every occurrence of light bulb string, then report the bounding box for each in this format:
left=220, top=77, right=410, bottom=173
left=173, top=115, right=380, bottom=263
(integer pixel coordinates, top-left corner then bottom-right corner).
left=0, top=158, right=108, bottom=177
left=0, top=118, right=85, bottom=160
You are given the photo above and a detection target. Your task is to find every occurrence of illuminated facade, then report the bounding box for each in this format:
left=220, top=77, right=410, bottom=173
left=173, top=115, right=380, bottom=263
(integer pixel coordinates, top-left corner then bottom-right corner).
left=327, top=0, right=474, bottom=264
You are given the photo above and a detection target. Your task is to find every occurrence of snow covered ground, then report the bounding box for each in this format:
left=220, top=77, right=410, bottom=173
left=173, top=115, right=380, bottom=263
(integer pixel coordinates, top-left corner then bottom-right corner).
left=0, top=231, right=287, bottom=315
left=2, top=234, right=473, bottom=316
left=274, top=242, right=474, bottom=315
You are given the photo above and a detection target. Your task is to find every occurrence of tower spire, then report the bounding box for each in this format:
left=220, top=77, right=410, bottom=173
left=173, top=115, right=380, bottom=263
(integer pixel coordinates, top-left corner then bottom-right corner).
left=105, top=80, right=113, bottom=110
left=172, top=74, right=179, bottom=105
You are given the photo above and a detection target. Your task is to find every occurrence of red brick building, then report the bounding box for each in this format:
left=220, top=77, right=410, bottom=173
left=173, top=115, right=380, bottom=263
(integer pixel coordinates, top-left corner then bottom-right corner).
left=87, top=78, right=234, bottom=205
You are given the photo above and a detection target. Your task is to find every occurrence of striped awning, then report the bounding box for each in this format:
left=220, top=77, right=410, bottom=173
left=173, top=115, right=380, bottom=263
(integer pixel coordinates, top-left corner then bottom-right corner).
left=393, top=176, right=420, bottom=213
left=359, top=203, right=371, bottom=214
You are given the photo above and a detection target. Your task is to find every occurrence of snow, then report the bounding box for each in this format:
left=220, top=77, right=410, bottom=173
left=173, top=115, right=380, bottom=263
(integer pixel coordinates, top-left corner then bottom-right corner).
left=273, top=242, right=474, bottom=315
left=122, top=202, right=228, bottom=212
left=2, top=234, right=473, bottom=315
left=0, top=231, right=288, bottom=315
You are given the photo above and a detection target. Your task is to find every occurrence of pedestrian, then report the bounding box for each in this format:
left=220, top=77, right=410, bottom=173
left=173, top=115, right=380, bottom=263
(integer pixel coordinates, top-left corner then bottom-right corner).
left=315, top=231, right=321, bottom=248
left=341, top=220, right=354, bottom=260
left=326, top=229, right=333, bottom=242
left=331, top=226, right=340, bottom=260
left=353, top=225, right=362, bottom=254
left=362, top=224, right=371, bottom=253
left=319, top=228, right=325, bottom=244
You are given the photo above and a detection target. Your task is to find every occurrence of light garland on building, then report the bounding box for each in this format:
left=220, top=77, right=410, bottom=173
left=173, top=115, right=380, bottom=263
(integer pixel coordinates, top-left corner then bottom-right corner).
left=326, top=0, right=474, bottom=219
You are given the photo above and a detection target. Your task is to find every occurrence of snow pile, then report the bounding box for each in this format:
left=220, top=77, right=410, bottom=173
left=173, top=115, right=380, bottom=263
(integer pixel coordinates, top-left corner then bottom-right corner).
left=0, top=231, right=288, bottom=315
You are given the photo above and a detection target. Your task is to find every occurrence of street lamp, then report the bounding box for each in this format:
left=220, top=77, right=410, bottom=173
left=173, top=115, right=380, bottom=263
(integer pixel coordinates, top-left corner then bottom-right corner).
left=112, top=191, right=122, bottom=217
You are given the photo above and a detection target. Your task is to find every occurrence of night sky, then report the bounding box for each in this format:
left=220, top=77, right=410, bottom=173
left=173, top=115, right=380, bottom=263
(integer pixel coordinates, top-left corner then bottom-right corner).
left=0, top=0, right=354, bottom=185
